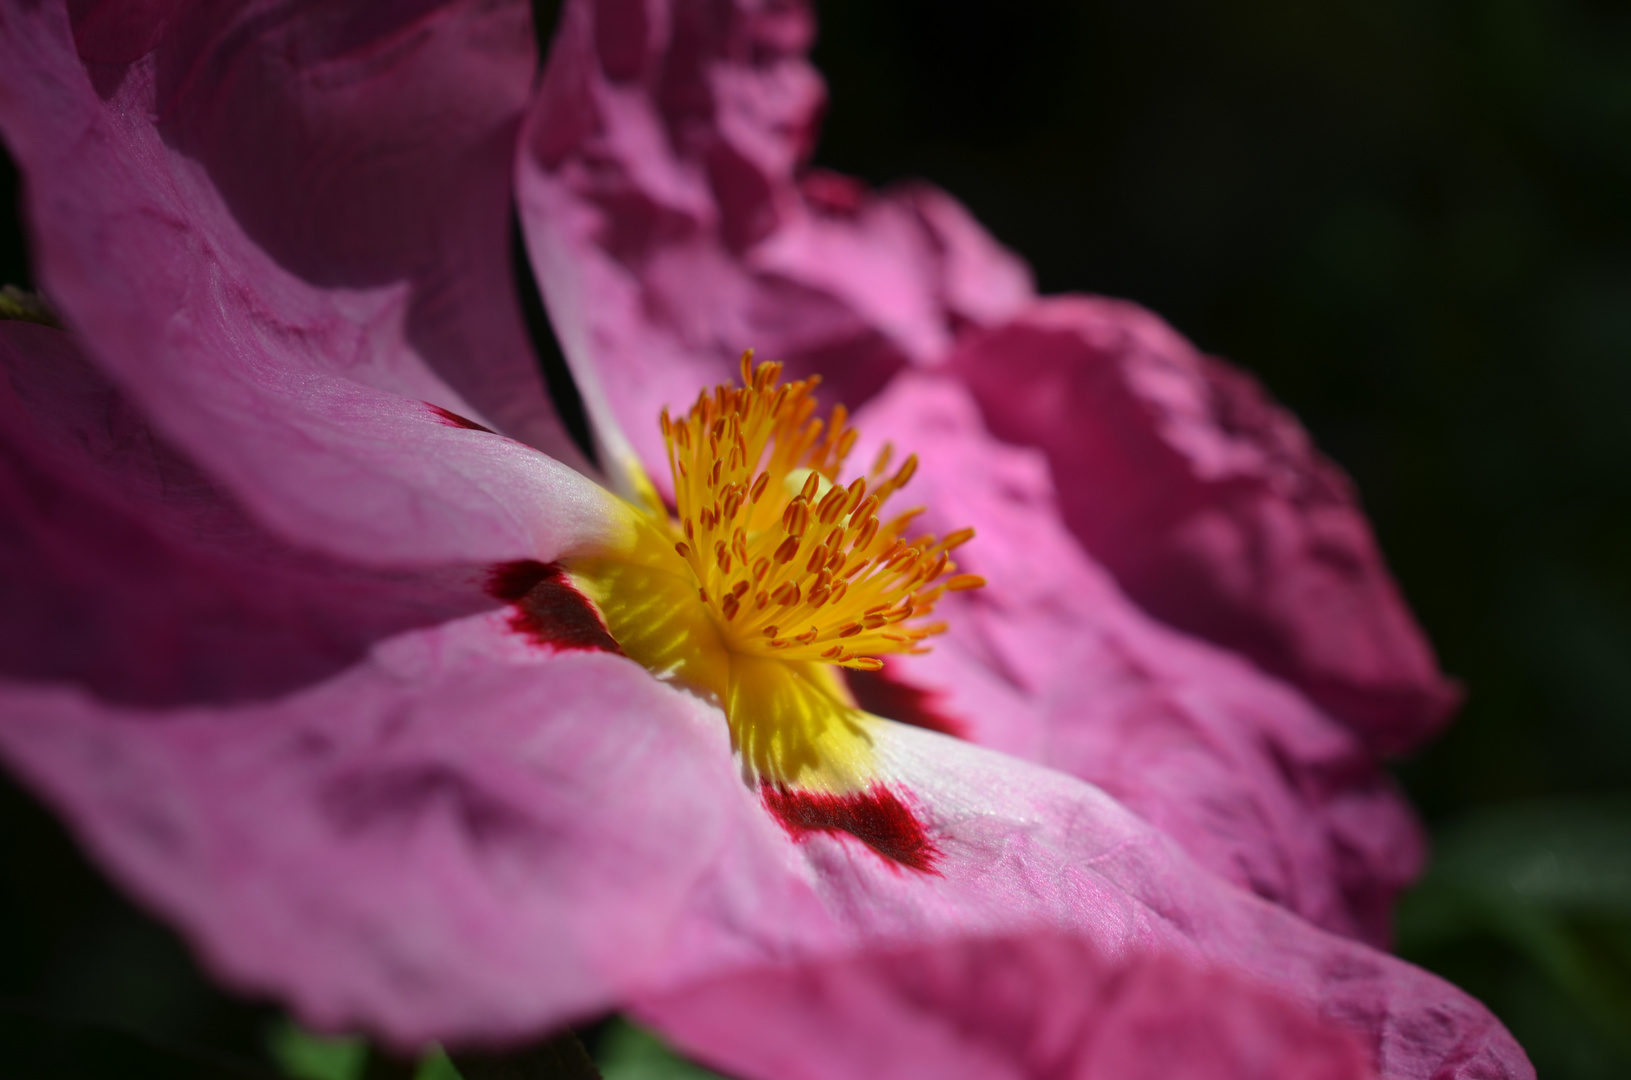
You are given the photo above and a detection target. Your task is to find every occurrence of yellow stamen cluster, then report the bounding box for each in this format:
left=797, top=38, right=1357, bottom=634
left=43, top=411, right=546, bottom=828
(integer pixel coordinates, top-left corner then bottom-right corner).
left=661, top=352, right=983, bottom=672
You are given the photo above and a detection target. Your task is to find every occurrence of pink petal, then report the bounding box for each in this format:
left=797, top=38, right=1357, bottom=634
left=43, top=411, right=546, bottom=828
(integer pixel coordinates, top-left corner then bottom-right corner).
left=0, top=321, right=490, bottom=703
left=0, top=615, right=775, bottom=1044
left=0, top=645, right=1528, bottom=1076
left=950, top=297, right=1461, bottom=755
left=847, top=372, right=1424, bottom=946
left=637, top=720, right=1524, bottom=1080
left=637, top=935, right=1377, bottom=1080
left=0, top=0, right=602, bottom=564
left=516, top=0, right=1031, bottom=488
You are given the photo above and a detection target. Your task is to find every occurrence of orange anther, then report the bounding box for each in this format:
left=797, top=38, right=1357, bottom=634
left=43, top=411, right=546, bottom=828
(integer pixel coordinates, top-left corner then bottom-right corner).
left=782, top=499, right=809, bottom=537
left=853, top=516, right=880, bottom=550
left=655, top=357, right=978, bottom=678
left=894, top=453, right=918, bottom=488
left=817, top=486, right=847, bottom=524
left=843, top=476, right=868, bottom=514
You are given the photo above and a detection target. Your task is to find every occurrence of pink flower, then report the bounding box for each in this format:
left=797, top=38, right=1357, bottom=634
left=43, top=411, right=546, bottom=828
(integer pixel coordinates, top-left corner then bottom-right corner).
left=0, top=1, right=1526, bottom=1078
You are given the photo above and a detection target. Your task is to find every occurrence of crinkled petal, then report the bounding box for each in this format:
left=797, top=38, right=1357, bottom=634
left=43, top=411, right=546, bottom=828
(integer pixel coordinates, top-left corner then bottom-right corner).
left=632, top=717, right=1526, bottom=1080
left=0, top=0, right=602, bottom=564
left=846, top=372, right=1424, bottom=946
left=0, top=614, right=773, bottom=1043
left=636, top=935, right=1378, bottom=1080
left=0, top=321, right=491, bottom=704
left=515, top=0, right=1031, bottom=495
left=950, top=298, right=1461, bottom=754
left=0, top=648, right=1528, bottom=1077
left=630, top=721, right=1526, bottom=1079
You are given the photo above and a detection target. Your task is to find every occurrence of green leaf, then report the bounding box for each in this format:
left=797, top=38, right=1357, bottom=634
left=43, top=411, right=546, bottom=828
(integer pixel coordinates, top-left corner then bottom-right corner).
left=413, top=1046, right=465, bottom=1080
left=595, top=1019, right=730, bottom=1080
left=267, top=1022, right=468, bottom=1080
left=267, top=1019, right=366, bottom=1080
left=0, top=285, right=60, bottom=327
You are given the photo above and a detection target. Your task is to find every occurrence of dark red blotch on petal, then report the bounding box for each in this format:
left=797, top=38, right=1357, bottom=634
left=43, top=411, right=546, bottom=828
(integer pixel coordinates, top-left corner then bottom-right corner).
left=427, top=403, right=496, bottom=434
left=487, top=561, right=623, bottom=655
left=844, top=665, right=967, bottom=739
left=762, top=783, right=940, bottom=873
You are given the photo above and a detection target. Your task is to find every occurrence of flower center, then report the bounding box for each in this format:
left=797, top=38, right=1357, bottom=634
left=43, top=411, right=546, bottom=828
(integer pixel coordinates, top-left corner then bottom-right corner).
left=662, top=354, right=983, bottom=669
left=566, top=353, right=981, bottom=791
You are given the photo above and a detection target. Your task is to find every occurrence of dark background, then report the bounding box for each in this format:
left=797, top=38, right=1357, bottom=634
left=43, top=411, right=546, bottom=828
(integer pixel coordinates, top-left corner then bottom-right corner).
left=3, top=0, right=1630, bottom=1077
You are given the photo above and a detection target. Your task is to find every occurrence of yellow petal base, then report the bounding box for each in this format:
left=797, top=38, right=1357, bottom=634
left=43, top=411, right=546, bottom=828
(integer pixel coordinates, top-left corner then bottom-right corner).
left=567, top=354, right=982, bottom=792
